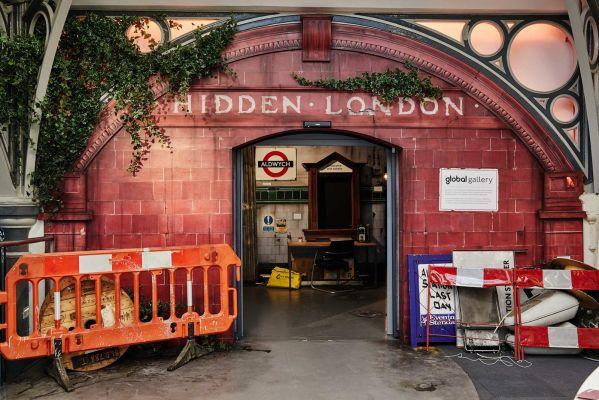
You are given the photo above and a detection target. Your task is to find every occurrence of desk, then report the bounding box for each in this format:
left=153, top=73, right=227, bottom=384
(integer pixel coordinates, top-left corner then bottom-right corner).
left=287, top=241, right=378, bottom=289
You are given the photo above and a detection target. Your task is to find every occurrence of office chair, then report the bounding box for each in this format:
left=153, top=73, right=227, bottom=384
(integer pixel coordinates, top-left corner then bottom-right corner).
left=310, top=239, right=355, bottom=294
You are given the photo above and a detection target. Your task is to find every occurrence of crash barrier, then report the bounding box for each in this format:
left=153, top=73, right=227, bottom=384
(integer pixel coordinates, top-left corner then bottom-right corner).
left=514, top=268, right=599, bottom=359
left=424, top=265, right=517, bottom=353
left=0, top=244, right=241, bottom=390
left=425, top=265, right=599, bottom=359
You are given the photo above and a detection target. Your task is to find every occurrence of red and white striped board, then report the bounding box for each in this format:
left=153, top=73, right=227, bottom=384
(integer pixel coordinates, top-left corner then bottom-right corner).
left=516, top=269, right=599, bottom=291
left=428, top=266, right=599, bottom=291
left=428, top=265, right=512, bottom=288
left=519, top=326, right=599, bottom=349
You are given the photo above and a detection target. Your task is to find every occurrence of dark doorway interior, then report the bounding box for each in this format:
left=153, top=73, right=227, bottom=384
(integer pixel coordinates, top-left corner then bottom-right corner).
left=317, top=173, right=352, bottom=229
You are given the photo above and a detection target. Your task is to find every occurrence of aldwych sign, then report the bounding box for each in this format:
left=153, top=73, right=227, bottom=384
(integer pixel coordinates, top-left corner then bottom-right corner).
left=170, top=92, right=468, bottom=117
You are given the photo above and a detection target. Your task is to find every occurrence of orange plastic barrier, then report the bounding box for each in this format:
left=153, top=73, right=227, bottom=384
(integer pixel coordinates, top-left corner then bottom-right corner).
left=0, top=244, right=240, bottom=388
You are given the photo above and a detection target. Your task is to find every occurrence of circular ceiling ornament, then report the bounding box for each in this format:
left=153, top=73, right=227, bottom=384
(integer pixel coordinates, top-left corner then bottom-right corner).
left=507, top=22, right=577, bottom=93
left=551, top=94, right=579, bottom=124
left=584, top=14, right=599, bottom=65
left=469, top=21, right=504, bottom=57
left=126, top=18, right=164, bottom=53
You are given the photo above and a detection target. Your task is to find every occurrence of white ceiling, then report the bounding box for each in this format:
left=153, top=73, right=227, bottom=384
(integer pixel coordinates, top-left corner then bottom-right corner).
left=70, top=0, right=568, bottom=14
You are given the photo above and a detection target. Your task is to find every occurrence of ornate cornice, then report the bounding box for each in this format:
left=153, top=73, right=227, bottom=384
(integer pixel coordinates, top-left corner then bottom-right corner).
left=224, top=39, right=301, bottom=62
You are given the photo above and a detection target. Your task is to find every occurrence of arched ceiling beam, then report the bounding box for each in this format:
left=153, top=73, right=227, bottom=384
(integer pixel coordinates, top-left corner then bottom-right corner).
left=567, top=0, right=599, bottom=191
left=23, top=0, right=72, bottom=197
left=70, top=0, right=566, bottom=14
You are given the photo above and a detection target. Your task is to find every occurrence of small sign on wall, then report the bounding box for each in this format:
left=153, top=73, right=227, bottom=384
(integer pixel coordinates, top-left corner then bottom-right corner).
left=320, top=161, right=352, bottom=173
left=263, top=215, right=274, bottom=232
left=256, top=147, right=296, bottom=181
left=439, top=168, right=498, bottom=211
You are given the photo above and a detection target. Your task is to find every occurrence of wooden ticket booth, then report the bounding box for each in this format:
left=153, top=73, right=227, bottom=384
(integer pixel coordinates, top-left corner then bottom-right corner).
left=303, top=152, right=363, bottom=241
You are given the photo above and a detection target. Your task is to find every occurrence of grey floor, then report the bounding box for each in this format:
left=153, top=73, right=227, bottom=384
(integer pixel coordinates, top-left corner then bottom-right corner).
left=440, top=345, right=599, bottom=400
left=4, top=285, right=597, bottom=400
left=3, top=285, right=478, bottom=400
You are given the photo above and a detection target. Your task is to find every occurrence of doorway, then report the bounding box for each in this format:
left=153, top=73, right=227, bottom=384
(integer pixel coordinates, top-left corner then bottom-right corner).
left=233, top=131, right=400, bottom=340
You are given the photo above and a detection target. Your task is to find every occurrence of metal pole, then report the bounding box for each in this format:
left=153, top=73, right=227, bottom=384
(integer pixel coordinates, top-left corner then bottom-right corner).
left=425, top=265, right=431, bottom=352
left=0, top=228, right=5, bottom=386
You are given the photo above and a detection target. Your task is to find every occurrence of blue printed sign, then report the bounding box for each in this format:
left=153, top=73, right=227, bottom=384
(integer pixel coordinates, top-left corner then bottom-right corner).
left=264, top=215, right=274, bottom=225
left=408, top=254, right=456, bottom=348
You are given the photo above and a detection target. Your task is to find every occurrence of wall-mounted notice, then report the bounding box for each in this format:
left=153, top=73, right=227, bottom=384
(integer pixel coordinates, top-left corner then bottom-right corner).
left=439, top=168, right=498, bottom=211
left=256, top=147, right=297, bottom=181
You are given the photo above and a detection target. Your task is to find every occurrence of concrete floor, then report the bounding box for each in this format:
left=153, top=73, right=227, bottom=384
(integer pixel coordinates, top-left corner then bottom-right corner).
left=2, top=285, right=478, bottom=400
left=441, top=346, right=599, bottom=400
left=5, top=284, right=598, bottom=400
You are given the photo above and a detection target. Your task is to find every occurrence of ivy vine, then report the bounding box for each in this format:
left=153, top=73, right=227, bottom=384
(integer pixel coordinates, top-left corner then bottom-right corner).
left=7, top=14, right=237, bottom=212
left=292, top=64, right=442, bottom=105
left=0, top=34, right=44, bottom=181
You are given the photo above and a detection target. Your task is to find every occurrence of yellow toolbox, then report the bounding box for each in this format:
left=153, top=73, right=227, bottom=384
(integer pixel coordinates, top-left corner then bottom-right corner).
left=267, top=267, right=301, bottom=289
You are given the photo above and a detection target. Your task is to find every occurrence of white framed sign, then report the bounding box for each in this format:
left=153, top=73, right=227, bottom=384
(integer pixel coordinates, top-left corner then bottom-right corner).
left=439, top=168, right=498, bottom=211
left=320, top=161, right=352, bottom=173
left=256, top=147, right=296, bottom=181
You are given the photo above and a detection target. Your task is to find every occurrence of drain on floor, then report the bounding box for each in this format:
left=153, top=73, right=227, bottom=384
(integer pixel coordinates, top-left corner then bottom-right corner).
left=350, top=310, right=385, bottom=318
left=241, top=345, right=271, bottom=353
left=414, top=382, right=437, bottom=392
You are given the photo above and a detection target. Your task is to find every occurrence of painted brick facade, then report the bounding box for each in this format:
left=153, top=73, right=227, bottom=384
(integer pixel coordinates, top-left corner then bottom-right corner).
left=47, top=22, right=584, bottom=343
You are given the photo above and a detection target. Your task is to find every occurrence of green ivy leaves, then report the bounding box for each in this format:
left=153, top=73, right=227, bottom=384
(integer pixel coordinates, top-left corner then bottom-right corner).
left=26, top=15, right=237, bottom=212
left=292, top=64, right=442, bottom=105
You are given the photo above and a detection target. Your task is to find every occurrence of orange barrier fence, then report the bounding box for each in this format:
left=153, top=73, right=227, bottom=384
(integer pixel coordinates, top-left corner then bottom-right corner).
left=0, top=244, right=241, bottom=390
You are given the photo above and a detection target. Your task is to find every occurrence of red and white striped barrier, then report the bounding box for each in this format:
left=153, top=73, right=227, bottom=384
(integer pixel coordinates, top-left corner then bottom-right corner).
left=428, top=265, right=512, bottom=288
left=516, top=269, right=599, bottom=291
left=519, top=326, right=599, bottom=349
left=425, top=264, right=599, bottom=358
left=428, top=265, right=599, bottom=291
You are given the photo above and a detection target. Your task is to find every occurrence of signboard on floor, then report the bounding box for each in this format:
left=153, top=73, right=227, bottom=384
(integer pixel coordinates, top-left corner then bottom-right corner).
left=439, top=168, right=498, bottom=211
left=453, top=250, right=515, bottom=318
left=408, top=254, right=455, bottom=348
left=256, top=147, right=296, bottom=181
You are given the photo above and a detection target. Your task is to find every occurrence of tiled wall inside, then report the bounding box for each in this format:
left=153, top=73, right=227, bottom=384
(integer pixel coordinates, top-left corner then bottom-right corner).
left=255, top=145, right=387, bottom=265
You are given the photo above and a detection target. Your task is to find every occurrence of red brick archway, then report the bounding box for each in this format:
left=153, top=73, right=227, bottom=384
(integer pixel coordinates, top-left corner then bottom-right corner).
left=47, top=20, right=584, bottom=343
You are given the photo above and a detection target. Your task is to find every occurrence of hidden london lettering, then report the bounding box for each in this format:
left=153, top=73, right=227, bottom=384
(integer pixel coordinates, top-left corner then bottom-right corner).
left=170, top=93, right=466, bottom=117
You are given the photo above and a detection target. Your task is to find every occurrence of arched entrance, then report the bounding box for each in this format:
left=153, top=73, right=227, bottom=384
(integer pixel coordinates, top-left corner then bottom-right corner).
left=233, top=130, right=400, bottom=338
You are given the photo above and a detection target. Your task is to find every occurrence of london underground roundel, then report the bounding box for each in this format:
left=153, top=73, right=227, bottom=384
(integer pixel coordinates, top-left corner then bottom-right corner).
left=255, top=147, right=297, bottom=181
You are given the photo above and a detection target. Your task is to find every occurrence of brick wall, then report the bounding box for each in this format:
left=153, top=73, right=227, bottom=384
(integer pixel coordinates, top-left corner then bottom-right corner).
left=46, top=40, right=583, bottom=345
left=80, top=49, right=564, bottom=268
left=85, top=125, right=546, bottom=266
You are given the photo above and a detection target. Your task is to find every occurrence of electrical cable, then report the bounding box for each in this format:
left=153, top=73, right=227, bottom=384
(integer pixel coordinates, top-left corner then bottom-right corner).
left=445, top=352, right=533, bottom=368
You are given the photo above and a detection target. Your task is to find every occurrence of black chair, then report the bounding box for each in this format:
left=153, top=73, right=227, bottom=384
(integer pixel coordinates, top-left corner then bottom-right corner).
left=310, top=239, right=355, bottom=294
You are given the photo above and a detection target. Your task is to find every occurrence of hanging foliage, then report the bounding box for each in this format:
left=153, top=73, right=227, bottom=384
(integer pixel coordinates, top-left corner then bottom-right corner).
left=0, top=34, right=43, bottom=135
left=26, top=14, right=237, bottom=212
left=292, top=64, right=442, bottom=105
